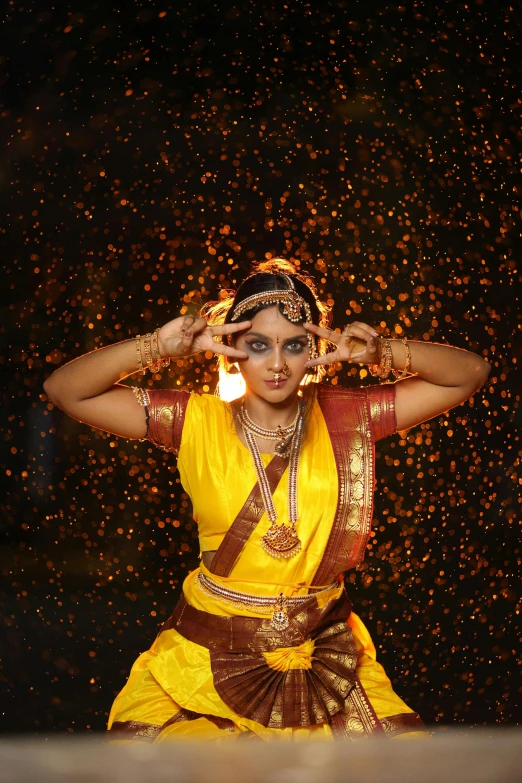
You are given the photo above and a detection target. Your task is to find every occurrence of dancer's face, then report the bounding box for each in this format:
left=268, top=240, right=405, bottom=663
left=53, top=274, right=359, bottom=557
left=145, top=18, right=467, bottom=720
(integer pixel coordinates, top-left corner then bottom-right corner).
left=234, top=306, right=310, bottom=402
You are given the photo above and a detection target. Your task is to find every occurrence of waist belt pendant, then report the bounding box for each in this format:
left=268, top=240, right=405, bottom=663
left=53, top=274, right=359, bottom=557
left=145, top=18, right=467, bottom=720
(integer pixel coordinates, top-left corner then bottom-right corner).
left=270, top=593, right=289, bottom=631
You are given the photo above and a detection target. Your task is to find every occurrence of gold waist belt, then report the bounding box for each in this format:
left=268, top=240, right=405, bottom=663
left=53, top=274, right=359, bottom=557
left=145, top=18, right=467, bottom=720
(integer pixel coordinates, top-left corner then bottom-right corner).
left=196, top=571, right=338, bottom=631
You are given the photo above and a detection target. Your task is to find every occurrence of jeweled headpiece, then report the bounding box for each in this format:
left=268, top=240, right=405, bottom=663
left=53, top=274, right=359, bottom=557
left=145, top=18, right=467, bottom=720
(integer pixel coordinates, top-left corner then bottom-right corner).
left=229, top=274, right=318, bottom=360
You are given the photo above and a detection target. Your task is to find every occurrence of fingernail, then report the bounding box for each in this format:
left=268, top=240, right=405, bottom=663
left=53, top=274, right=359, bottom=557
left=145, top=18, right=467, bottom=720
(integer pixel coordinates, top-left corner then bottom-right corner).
left=185, top=330, right=192, bottom=337
left=371, top=330, right=379, bottom=337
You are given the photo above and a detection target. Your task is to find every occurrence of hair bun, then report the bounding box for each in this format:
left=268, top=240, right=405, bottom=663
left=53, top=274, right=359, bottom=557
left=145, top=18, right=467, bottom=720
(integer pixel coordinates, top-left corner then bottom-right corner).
left=249, top=257, right=319, bottom=299
left=250, top=257, right=297, bottom=276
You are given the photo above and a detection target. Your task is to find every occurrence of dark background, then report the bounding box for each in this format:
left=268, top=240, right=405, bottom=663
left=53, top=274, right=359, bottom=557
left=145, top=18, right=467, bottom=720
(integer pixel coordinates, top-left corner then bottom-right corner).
left=1, top=0, right=520, bottom=734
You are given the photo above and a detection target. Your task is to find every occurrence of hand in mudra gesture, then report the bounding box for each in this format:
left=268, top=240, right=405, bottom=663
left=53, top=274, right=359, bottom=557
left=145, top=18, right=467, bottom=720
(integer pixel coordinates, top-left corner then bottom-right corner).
left=157, top=314, right=252, bottom=360
left=303, top=321, right=381, bottom=368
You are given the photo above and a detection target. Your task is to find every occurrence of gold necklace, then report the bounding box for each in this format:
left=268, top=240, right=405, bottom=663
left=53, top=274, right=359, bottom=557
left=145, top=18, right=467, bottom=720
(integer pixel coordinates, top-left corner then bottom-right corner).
left=239, top=402, right=304, bottom=559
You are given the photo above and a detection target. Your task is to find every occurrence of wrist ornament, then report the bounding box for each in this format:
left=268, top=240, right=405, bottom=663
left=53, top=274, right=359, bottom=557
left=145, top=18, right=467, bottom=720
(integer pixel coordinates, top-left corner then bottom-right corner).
left=368, top=337, right=393, bottom=380
left=392, top=338, right=412, bottom=380
left=135, top=328, right=171, bottom=375
left=369, top=336, right=412, bottom=381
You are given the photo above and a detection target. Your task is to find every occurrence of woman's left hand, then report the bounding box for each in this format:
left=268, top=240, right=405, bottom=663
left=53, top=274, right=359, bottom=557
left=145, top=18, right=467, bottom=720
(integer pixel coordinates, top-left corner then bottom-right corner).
left=303, top=321, right=381, bottom=368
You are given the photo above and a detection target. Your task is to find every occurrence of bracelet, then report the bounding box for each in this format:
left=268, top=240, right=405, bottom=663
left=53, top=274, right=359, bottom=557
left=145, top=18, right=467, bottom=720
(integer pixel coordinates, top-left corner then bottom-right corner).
left=143, top=332, right=153, bottom=371
left=132, top=386, right=150, bottom=407
left=135, top=328, right=171, bottom=375
left=392, top=338, right=411, bottom=380
left=150, top=328, right=161, bottom=372
left=136, top=335, right=146, bottom=376
left=369, top=337, right=393, bottom=380
left=152, top=328, right=171, bottom=370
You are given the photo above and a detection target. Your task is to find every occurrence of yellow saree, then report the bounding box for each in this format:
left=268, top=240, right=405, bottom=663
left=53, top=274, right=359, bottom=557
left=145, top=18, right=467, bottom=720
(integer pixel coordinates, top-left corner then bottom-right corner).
left=107, top=384, right=428, bottom=742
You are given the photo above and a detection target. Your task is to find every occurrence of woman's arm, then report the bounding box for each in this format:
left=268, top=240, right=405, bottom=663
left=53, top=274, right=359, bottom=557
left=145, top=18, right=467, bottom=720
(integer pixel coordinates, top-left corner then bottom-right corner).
left=388, top=339, right=491, bottom=431
left=43, top=337, right=154, bottom=440
left=43, top=314, right=250, bottom=441
left=304, top=321, right=491, bottom=432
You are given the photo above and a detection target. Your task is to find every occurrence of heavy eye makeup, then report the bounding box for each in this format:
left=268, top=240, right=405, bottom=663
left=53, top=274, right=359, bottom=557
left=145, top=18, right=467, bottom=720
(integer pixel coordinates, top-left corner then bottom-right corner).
left=245, top=338, right=308, bottom=354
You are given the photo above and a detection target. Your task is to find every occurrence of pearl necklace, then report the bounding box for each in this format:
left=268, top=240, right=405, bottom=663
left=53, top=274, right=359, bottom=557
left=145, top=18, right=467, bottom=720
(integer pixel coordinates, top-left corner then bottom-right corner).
left=239, top=403, right=299, bottom=458
left=238, top=401, right=304, bottom=559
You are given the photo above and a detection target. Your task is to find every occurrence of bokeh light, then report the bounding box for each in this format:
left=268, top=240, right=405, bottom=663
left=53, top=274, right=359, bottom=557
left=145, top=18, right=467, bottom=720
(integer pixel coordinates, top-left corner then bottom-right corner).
left=1, top=1, right=520, bottom=733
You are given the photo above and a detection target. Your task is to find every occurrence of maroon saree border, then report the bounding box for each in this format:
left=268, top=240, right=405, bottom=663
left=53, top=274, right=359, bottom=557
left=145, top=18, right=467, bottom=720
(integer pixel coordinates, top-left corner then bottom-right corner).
left=330, top=674, right=385, bottom=738
left=108, top=707, right=426, bottom=741
left=208, top=384, right=377, bottom=584
left=146, top=383, right=383, bottom=584
left=312, top=386, right=374, bottom=585
left=109, top=708, right=236, bottom=741
left=381, top=712, right=427, bottom=736
left=161, top=590, right=362, bottom=729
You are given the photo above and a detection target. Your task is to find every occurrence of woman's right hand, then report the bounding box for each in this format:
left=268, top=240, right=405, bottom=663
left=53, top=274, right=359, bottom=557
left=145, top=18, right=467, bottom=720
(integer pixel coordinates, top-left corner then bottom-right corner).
left=157, top=314, right=252, bottom=360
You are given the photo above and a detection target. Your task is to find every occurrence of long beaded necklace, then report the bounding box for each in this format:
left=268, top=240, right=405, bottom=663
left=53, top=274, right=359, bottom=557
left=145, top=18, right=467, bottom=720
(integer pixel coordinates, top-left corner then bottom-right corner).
left=238, top=400, right=304, bottom=560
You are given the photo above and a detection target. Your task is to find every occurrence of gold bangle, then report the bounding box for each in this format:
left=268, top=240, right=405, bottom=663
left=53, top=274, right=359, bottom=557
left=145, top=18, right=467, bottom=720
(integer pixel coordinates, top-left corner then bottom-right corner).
left=383, top=339, right=393, bottom=379
left=369, top=337, right=392, bottom=379
left=392, top=338, right=411, bottom=380
left=136, top=330, right=171, bottom=375
left=149, top=329, right=161, bottom=373
left=142, top=332, right=153, bottom=370
left=136, top=335, right=146, bottom=376
left=150, top=327, right=171, bottom=372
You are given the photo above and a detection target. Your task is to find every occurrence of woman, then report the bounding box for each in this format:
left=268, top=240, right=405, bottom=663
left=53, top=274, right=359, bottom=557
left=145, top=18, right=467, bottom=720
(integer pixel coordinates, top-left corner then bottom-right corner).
left=43, top=259, right=490, bottom=742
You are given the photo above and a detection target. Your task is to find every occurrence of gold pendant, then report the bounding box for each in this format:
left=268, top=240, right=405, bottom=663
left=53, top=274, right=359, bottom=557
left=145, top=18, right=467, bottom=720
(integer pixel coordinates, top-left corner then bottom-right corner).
left=261, top=522, right=302, bottom=560
left=270, top=593, right=290, bottom=631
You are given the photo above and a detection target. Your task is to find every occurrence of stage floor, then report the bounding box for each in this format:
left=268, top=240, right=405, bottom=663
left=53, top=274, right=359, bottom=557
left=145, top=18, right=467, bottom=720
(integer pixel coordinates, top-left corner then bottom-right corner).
left=0, top=729, right=520, bottom=783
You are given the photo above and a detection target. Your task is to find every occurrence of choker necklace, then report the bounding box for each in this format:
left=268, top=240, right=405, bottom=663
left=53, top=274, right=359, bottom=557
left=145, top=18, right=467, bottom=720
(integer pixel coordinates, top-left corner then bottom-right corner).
left=238, top=400, right=304, bottom=559
left=240, top=404, right=299, bottom=457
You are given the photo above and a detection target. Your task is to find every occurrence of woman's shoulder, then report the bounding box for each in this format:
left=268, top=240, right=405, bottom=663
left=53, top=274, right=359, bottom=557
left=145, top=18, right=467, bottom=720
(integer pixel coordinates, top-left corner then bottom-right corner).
left=185, top=390, right=231, bottom=426
left=189, top=391, right=229, bottom=412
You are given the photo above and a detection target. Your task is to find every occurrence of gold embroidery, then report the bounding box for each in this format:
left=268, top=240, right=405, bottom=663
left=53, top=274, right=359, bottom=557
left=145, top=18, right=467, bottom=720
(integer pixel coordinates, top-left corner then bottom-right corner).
left=159, top=404, right=174, bottom=431
left=162, top=708, right=236, bottom=733
left=209, top=619, right=358, bottom=728
left=109, top=720, right=162, bottom=741
left=381, top=712, right=427, bottom=737
left=135, top=389, right=190, bottom=454
left=313, top=388, right=374, bottom=584
left=165, top=591, right=358, bottom=729
left=367, top=384, right=396, bottom=441
left=330, top=676, right=384, bottom=739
